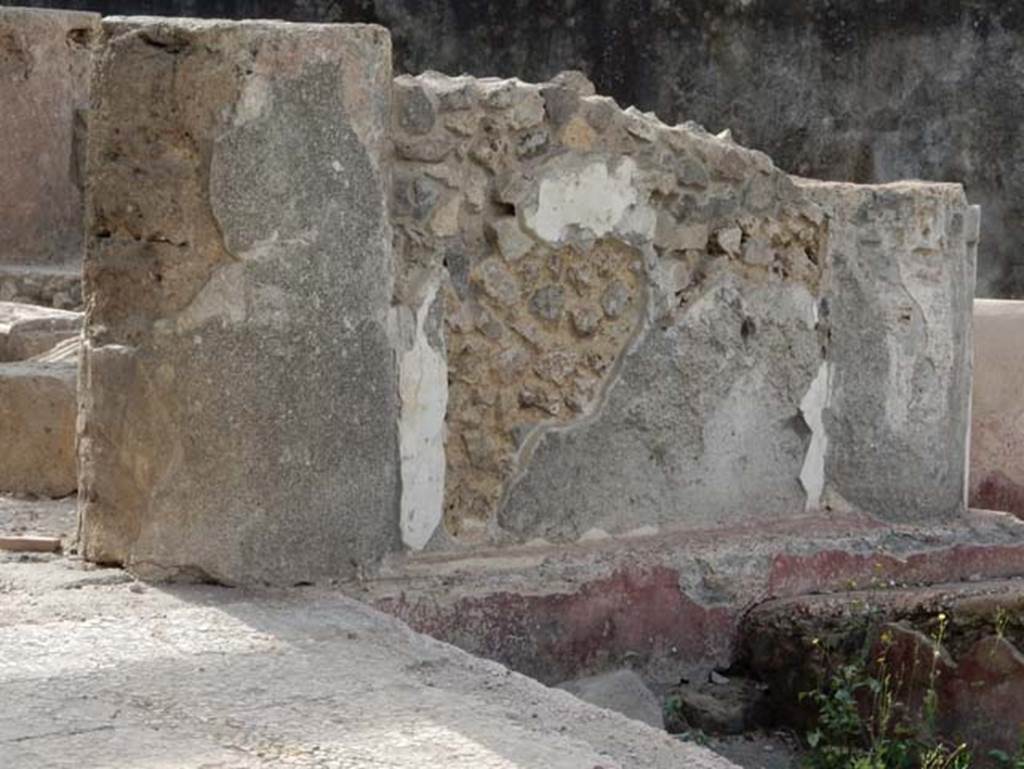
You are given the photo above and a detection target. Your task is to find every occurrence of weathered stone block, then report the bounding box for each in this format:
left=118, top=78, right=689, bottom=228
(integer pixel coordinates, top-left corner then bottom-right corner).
left=79, top=17, right=398, bottom=585
left=0, top=302, right=81, bottom=362
left=0, top=360, right=76, bottom=497
left=969, top=299, right=1024, bottom=517
left=0, top=8, right=98, bottom=266
left=799, top=182, right=978, bottom=520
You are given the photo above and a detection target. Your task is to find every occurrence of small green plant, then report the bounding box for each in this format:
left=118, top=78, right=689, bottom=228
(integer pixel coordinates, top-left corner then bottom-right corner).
left=988, top=731, right=1024, bottom=769
left=800, top=618, right=970, bottom=769
left=994, top=608, right=1011, bottom=643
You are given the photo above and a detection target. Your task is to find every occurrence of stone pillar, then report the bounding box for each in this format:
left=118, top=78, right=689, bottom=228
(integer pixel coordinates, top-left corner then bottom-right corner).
left=0, top=8, right=98, bottom=267
left=798, top=181, right=979, bottom=520
left=969, top=299, right=1024, bottom=517
left=78, top=17, right=399, bottom=585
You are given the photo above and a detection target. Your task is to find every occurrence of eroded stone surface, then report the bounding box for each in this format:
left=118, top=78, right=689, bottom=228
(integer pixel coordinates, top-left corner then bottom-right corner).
left=0, top=8, right=98, bottom=266
left=970, top=299, right=1024, bottom=518
left=78, top=18, right=399, bottom=585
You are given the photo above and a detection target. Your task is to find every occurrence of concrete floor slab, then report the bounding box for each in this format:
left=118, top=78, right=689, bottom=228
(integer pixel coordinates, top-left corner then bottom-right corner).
left=0, top=552, right=736, bottom=769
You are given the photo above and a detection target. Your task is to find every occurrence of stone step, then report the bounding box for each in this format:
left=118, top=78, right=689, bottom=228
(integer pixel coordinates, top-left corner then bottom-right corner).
left=741, top=577, right=1024, bottom=758
left=0, top=265, right=82, bottom=311
left=352, top=508, right=1024, bottom=688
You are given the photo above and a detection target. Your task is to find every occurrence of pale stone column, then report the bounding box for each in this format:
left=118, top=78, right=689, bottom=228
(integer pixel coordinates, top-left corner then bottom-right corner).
left=970, top=299, right=1024, bottom=517
left=78, top=17, right=399, bottom=585
left=798, top=180, right=979, bottom=520
left=0, top=8, right=99, bottom=266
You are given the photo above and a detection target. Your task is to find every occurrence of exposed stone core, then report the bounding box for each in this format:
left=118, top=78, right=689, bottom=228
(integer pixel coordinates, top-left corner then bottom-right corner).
left=392, top=72, right=977, bottom=549
left=78, top=17, right=398, bottom=585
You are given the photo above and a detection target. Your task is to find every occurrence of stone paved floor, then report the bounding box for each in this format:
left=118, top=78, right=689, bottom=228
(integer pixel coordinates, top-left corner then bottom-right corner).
left=0, top=550, right=736, bottom=769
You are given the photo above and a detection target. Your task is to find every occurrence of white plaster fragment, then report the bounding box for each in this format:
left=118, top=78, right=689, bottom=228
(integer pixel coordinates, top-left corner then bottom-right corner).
left=398, top=280, right=447, bottom=550
left=524, top=157, right=655, bottom=244
left=799, top=361, right=831, bottom=511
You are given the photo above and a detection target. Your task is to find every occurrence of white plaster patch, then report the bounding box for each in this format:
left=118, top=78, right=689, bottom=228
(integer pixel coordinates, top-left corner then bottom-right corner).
left=524, top=157, right=655, bottom=244
left=799, top=361, right=831, bottom=511
left=398, top=280, right=447, bottom=550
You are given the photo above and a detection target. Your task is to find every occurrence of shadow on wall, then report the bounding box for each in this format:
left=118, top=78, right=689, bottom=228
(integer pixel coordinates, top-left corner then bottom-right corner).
left=5, top=0, right=1023, bottom=298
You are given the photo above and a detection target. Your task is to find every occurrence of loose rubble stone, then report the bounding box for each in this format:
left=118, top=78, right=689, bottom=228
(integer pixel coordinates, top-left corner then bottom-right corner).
left=557, top=669, right=664, bottom=729
left=714, top=226, right=743, bottom=257
left=78, top=18, right=399, bottom=585
left=0, top=8, right=99, bottom=266
left=668, top=677, right=770, bottom=735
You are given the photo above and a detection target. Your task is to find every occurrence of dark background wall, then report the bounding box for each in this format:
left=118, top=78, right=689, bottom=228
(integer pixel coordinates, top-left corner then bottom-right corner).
left=9, top=0, right=1023, bottom=297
